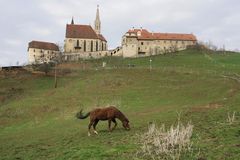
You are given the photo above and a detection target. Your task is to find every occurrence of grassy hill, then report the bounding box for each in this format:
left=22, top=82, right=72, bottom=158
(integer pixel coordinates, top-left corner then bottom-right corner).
left=0, top=49, right=240, bottom=159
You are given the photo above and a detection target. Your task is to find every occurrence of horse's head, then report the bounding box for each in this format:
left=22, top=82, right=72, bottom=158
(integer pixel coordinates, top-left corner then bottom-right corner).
left=122, top=119, right=130, bottom=130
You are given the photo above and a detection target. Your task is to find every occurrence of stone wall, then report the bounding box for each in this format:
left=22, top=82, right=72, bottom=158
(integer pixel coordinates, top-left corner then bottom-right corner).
left=64, top=38, right=107, bottom=53
left=62, top=51, right=109, bottom=61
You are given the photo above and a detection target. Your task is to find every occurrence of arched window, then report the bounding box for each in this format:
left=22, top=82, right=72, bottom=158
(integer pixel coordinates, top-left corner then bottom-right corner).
left=91, top=41, right=93, bottom=52
left=77, top=40, right=79, bottom=47
left=102, top=42, right=104, bottom=51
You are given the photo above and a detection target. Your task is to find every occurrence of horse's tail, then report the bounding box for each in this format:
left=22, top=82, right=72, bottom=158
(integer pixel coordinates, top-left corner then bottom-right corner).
left=76, top=109, right=90, bottom=119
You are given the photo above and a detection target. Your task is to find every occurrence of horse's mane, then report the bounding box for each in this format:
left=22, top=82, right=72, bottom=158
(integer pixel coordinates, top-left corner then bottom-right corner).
left=117, top=109, right=129, bottom=122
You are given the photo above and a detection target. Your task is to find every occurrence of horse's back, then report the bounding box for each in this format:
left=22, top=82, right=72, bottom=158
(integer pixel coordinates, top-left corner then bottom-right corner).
left=90, top=106, right=119, bottom=120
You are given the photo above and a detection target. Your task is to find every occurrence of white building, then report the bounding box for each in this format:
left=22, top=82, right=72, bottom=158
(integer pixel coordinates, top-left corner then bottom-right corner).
left=121, top=28, right=197, bottom=57
left=28, top=41, right=60, bottom=64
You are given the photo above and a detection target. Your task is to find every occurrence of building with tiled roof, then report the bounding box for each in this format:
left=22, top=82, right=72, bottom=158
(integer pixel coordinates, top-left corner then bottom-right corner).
left=64, top=6, right=107, bottom=55
left=121, top=28, right=197, bottom=57
left=28, top=41, right=60, bottom=64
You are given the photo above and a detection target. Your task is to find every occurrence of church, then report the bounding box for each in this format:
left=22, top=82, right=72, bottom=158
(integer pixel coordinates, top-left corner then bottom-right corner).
left=63, top=6, right=108, bottom=61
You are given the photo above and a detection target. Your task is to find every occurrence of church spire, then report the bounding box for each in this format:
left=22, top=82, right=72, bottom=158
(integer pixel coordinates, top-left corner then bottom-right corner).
left=71, top=17, right=74, bottom=25
left=94, top=5, right=101, bottom=34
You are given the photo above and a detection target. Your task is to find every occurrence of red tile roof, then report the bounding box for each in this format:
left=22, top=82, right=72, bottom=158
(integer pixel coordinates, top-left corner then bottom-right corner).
left=127, top=29, right=197, bottom=41
left=98, top=34, right=107, bottom=42
left=66, top=24, right=107, bottom=42
left=28, top=41, right=59, bottom=51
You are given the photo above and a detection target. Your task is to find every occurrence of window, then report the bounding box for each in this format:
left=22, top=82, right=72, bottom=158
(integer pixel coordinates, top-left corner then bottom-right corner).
left=96, top=41, right=98, bottom=51
left=84, top=40, right=86, bottom=52
left=164, top=41, right=166, bottom=44
left=102, top=42, right=104, bottom=51
left=141, top=42, right=144, bottom=45
left=33, top=49, right=35, bottom=52
left=77, top=40, right=79, bottom=47
left=91, top=41, right=93, bottom=52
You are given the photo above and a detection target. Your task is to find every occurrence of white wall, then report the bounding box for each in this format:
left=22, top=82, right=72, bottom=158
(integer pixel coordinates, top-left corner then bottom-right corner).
left=28, top=48, right=60, bottom=64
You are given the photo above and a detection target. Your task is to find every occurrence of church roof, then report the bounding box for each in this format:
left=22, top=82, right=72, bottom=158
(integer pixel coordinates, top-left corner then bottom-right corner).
left=66, top=24, right=107, bottom=42
left=28, top=41, right=59, bottom=51
left=98, top=34, right=107, bottom=42
left=127, top=29, right=197, bottom=41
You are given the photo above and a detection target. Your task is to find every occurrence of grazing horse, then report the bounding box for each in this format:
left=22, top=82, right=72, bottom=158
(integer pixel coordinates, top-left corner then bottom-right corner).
left=76, top=106, right=130, bottom=136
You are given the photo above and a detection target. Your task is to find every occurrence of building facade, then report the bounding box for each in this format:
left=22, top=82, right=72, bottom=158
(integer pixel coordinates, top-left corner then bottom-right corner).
left=122, top=28, right=197, bottom=57
left=28, top=41, right=60, bottom=64
left=28, top=6, right=199, bottom=63
left=63, top=6, right=108, bottom=61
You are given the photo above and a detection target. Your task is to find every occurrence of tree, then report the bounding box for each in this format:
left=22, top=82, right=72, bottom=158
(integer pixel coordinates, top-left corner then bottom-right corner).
left=38, top=62, right=53, bottom=75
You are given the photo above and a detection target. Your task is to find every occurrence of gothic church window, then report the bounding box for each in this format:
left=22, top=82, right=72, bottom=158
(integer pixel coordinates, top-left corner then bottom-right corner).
left=96, top=41, right=98, bottom=51
left=84, top=40, right=86, bottom=52
left=91, top=41, right=93, bottom=52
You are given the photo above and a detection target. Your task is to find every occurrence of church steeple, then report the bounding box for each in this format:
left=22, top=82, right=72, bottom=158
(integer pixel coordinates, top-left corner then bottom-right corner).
left=94, top=5, right=101, bottom=34
left=71, top=17, right=74, bottom=25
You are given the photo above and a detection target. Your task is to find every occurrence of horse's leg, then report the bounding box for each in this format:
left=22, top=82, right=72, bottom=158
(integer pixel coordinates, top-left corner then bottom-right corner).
left=112, top=118, right=117, bottom=131
left=93, top=120, right=99, bottom=135
left=108, top=119, right=112, bottom=132
left=88, top=120, right=94, bottom=136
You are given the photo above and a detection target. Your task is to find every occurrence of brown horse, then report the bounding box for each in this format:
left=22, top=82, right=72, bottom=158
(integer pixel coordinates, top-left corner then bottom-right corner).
left=76, top=106, right=130, bottom=136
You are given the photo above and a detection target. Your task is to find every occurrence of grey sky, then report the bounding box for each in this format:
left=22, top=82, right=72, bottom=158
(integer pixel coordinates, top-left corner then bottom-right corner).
left=0, top=0, right=239, bottom=66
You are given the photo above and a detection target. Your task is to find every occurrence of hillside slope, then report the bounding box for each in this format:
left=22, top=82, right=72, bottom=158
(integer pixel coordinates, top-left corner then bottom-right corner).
left=0, top=49, right=240, bottom=159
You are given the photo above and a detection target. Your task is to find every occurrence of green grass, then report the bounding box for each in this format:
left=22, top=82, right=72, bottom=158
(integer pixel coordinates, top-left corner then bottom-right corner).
left=0, top=49, right=240, bottom=159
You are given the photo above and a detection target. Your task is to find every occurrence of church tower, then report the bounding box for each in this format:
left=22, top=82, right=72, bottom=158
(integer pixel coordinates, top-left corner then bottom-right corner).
left=94, top=5, right=101, bottom=34
left=71, top=17, right=74, bottom=25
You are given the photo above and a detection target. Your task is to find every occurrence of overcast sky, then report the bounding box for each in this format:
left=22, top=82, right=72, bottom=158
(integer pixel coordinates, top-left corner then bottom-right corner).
left=0, top=0, right=239, bottom=66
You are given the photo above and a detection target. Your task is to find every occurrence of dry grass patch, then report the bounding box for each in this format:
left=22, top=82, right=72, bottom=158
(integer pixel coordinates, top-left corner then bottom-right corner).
left=137, top=121, right=195, bottom=160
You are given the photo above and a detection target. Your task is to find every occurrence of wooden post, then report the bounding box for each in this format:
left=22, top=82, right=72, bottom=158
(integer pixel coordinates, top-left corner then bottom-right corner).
left=54, top=64, right=57, bottom=88
left=149, top=59, right=152, bottom=72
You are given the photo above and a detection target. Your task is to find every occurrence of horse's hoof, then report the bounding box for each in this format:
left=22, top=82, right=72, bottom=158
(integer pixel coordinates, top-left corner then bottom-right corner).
left=88, top=132, right=91, bottom=137
left=94, top=130, right=98, bottom=135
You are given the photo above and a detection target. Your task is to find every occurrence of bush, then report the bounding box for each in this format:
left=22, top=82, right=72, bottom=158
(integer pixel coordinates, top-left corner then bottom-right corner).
left=32, top=62, right=55, bottom=75
left=137, top=121, right=194, bottom=160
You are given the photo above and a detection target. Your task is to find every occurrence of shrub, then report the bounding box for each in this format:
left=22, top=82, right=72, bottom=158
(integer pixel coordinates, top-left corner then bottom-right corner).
left=137, top=121, right=194, bottom=160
